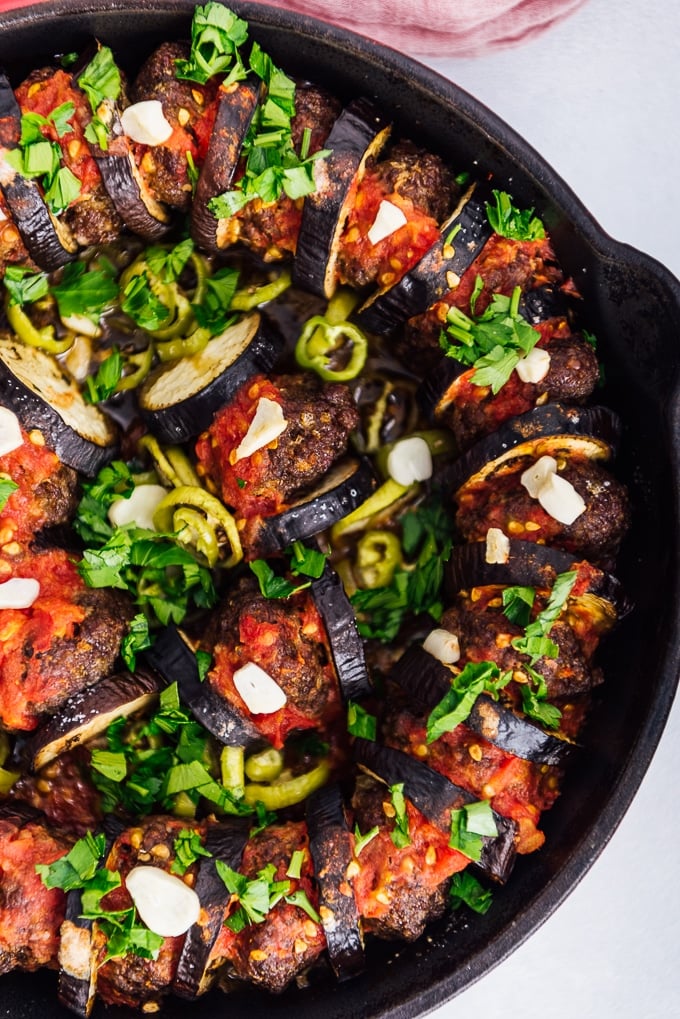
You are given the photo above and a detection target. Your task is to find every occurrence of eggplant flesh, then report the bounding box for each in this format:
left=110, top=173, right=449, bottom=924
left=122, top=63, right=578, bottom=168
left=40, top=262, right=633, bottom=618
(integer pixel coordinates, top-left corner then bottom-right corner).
left=352, top=737, right=516, bottom=883
left=311, top=565, right=372, bottom=702
left=356, top=184, right=493, bottom=334
left=0, top=337, right=118, bottom=476
left=293, top=98, right=391, bottom=299
left=307, top=784, right=365, bottom=981
left=174, top=819, right=250, bottom=999
left=138, top=312, right=285, bottom=444
left=24, top=669, right=164, bottom=772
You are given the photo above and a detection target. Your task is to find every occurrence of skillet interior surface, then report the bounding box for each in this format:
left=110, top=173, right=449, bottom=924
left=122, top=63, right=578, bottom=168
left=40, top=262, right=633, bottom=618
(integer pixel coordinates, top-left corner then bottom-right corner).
left=0, top=3, right=679, bottom=1017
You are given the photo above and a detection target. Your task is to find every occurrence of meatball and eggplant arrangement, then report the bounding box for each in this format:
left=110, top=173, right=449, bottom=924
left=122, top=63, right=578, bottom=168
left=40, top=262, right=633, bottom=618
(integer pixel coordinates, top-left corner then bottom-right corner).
left=0, top=4, right=634, bottom=1014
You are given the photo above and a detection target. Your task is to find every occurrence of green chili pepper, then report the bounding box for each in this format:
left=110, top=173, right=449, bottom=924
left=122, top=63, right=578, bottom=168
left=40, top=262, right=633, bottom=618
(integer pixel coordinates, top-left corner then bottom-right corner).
left=152, top=484, right=243, bottom=568
left=243, top=759, right=330, bottom=810
left=330, top=478, right=412, bottom=540
left=154, top=324, right=211, bottom=362
left=115, top=344, right=154, bottom=391
left=295, top=316, right=368, bottom=382
left=220, top=746, right=245, bottom=796
left=244, top=747, right=284, bottom=783
left=0, top=767, right=20, bottom=795
left=5, top=300, right=72, bottom=355
left=230, top=270, right=292, bottom=310
left=138, top=436, right=200, bottom=489
left=355, top=530, right=402, bottom=589
left=172, top=505, right=220, bottom=566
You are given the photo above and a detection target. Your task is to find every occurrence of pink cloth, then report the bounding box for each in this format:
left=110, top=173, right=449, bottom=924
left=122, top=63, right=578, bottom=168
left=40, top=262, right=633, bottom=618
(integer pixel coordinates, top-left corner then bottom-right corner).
left=0, top=0, right=588, bottom=57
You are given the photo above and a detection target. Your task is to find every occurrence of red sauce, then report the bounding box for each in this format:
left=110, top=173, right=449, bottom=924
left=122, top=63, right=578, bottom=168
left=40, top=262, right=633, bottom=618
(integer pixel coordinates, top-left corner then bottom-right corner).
left=338, top=169, right=440, bottom=289
left=0, top=548, right=87, bottom=730
left=0, top=427, right=67, bottom=547
left=195, top=375, right=286, bottom=519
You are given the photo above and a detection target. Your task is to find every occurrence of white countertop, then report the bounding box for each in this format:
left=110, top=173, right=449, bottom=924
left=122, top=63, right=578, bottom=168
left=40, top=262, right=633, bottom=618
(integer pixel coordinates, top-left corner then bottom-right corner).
left=417, top=2, right=680, bottom=1017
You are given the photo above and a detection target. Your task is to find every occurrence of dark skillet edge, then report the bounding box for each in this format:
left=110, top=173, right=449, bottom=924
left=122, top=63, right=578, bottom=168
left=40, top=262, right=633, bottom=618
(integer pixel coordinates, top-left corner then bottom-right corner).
left=0, top=4, right=678, bottom=1019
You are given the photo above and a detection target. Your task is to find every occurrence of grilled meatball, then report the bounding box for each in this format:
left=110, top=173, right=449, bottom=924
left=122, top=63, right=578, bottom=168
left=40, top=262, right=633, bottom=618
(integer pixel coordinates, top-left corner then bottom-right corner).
left=456, top=457, right=630, bottom=566
left=222, top=822, right=325, bottom=993
left=0, top=193, right=29, bottom=277
left=430, top=326, right=600, bottom=452
left=226, top=82, right=341, bottom=261
left=10, top=747, right=102, bottom=838
left=336, top=142, right=455, bottom=291
left=350, top=775, right=457, bottom=941
left=195, top=372, right=359, bottom=520
left=95, top=816, right=204, bottom=1010
left=0, top=424, right=78, bottom=548
left=131, top=42, right=219, bottom=211
left=382, top=703, right=560, bottom=855
left=14, top=68, right=122, bottom=246
left=0, top=547, right=133, bottom=731
left=199, top=575, right=341, bottom=750
left=0, top=804, right=72, bottom=975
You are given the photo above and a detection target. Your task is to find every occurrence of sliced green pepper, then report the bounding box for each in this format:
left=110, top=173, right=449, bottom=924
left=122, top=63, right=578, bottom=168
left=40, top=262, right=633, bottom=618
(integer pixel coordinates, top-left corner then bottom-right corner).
left=230, top=270, right=292, bottom=310
left=243, top=759, right=330, bottom=810
left=220, top=746, right=245, bottom=797
left=5, top=300, right=72, bottom=355
left=330, top=478, right=412, bottom=540
left=152, top=484, right=243, bottom=568
left=356, top=530, right=402, bottom=589
left=115, top=343, right=154, bottom=391
left=295, top=316, right=368, bottom=382
left=244, top=747, right=284, bottom=783
left=154, top=324, right=211, bottom=363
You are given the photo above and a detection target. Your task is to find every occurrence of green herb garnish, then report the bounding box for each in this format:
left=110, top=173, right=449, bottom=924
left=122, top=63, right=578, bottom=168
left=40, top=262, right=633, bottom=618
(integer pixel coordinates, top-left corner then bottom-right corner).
left=0, top=478, right=19, bottom=511
left=388, top=783, right=410, bottom=849
left=449, top=871, right=493, bottom=914
left=426, top=661, right=512, bottom=743
left=353, top=824, right=379, bottom=857
left=485, top=189, right=546, bottom=241
left=171, top=829, right=213, bottom=875
left=51, top=258, right=119, bottom=323
left=449, top=799, right=497, bottom=862
left=175, top=2, right=249, bottom=85
left=3, top=265, right=49, bottom=306
left=347, top=701, right=377, bottom=741
left=83, top=348, right=123, bottom=404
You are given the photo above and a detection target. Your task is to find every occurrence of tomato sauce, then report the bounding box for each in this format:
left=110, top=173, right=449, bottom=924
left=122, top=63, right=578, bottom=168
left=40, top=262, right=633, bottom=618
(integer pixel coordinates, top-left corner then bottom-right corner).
left=0, top=427, right=70, bottom=547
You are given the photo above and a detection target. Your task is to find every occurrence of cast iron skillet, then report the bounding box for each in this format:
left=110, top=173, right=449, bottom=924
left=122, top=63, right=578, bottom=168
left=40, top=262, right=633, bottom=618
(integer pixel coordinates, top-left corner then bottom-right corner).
left=0, top=3, right=679, bottom=1017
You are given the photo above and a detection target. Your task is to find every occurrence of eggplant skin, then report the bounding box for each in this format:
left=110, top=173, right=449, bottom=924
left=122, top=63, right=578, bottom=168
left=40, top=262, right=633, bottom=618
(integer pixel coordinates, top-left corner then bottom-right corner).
left=191, top=76, right=263, bottom=254
left=293, top=98, right=391, bottom=298
left=356, top=186, right=492, bottom=334
left=307, top=785, right=365, bottom=981
left=311, top=565, right=372, bottom=702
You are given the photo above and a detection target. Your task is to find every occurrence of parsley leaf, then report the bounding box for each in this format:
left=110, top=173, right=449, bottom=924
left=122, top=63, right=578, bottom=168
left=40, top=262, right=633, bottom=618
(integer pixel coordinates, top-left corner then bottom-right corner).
left=347, top=701, right=377, bottom=741
left=218, top=861, right=290, bottom=931
left=121, top=612, right=153, bottom=671
left=449, top=800, right=497, bottom=862
left=51, top=258, right=118, bottom=322
left=175, top=2, right=249, bottom=84
left=36, top=830, right=106, bottom=891
left=121, top=273, right=172, bottom=332
left=501, top=585, right=535, bottom=627
left=353, top=823, right=379, bottom=856
left=77, top=45, right=121, bottom=113
left=3, top=265, right=49, bottom=306
left=249, top=542, right=328, bottom=599
left=439, top=285, right=542, bottom=394
left=388, top=783, right=410, bottom=849
left=351, top=496, right=452, bottom=642
left=145, top=238, right=195, bottom=285
left=485, top=189, right=546, bottom=241
left=192, top=265, right=240, bottom=335
left=171, top=829, right=212, bottom=875
left=449, top=871, right=493, bottom=914
left=83, top=348, right=123, bottom=404
left=0, top=478, right=19, bottom=512
left=426, top=661, right=512, bottom=743
left=510, top=570, right=577, bottom=663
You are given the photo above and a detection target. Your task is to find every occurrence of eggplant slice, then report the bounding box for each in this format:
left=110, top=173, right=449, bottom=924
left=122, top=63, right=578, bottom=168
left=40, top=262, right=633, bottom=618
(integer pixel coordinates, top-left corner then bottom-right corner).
left=0, top=336, right=118, bottom=475
left=174, top=819, right=250, bottom=999
left=389, top=644, right=573, bottom=766
left=191, top=76, right=264, bottom=254
left=311, top=565, right=372, bottom=702
left=445, top=538, right=631, bottom=617
left=293, top=99, right=391, bottom=298
left=356, top=184, right=493, bottom=334
left=353, top=737, right=516, bottom=883
left=23, top=669, right=164, bottom=773
left=143, top=624, right=262, bottom=749
left=138, top=312, right=284, bottom=444
left=0, top=72, right=77, bottom=270
left=307, top=784, right=365, bottom=981
left=243, top=456, right=377, bottom=559
left=440, top=402, right=622, bottom=497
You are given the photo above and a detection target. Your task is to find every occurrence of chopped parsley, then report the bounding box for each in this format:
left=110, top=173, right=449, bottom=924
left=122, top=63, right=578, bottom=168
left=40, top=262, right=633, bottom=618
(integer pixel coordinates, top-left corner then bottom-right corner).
left=36, top=832, right=163, bottom=963
left=175, top=2, right=249, bottom=85
left=426, top=661, right=512, bottom=743
left=485, top=189, right=546, bottom=241
left=449, top=799, right=497, bottom=862
left=171, top=829, right=213, bottom=875
left=145, top=238, right=195, bottom=285
left=388, top=783, right=410, bottom=849
left=121, top=272, right=173, bottom=332
left=74, top=461, right=216, bottom=628
left=0, top=478, right=18, bottom=512
left=217, top=857, right=318, bottom=931
left=439, top=284, right=542, bottom=394
left=120, top=612, right=153, bottom=671
left=351, top=497, right=453, bottom=642
left=83, top=348, right=123, bottom=404
left=250, top=541, right=328, bottom=599
left=51, top=257, right=119, bottom=323
left=4, top=104, right=81, bottom=214
left=449, top=871, right=493, bottom=915
left=90, top=683, right=254, bottom=819
left=192, top=265, right=240, bottom=335
left=353, top=823, right=379, bottom=857
left=3, top=266, right=49, bottom=306
left=78, top=46, right=121, bottom=151
left=347, top=701, right=377, bottom=741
